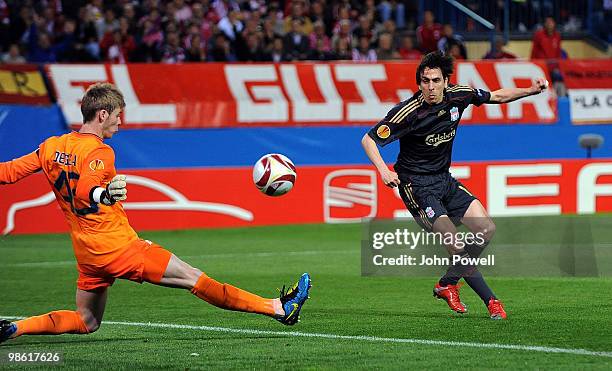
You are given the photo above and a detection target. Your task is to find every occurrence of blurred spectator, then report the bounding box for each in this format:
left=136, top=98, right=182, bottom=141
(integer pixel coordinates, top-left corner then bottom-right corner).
left=138, top=7, right=162, bottom=28
left=191, top=3, right=214, bottom=42
left=379, top=20, right=400, bottom=49
left=237, top=32, right=267, bottom=61
left=283, top=19, right=309, bottom=61
left=174, top=0, right=193, bottom=25
left=161, top=31, right=186, bottom=63
left=40, top=5, right=61, bottom=36
left=269, top=36, right=287, bottom=62
left=96, top=7, right=119, bottom=40
left=398, top=35, right=422, bottom=60
left=212, top=0, right=241, bottom=21
left=376, top=32, right=399, bottom=60
left=267, top=1, right=285, bottom=34
left=357, top=0, right=381, bottom=26
left=133, top=19, right=163, bottom=62
left=308, top=38, right=334, bottom=60
left=2, top=44, right=26, bottom=64
left=352, top=36, right=377, bottom=62
left=86, top=0, right=103, bottom=22
left=332, top=37, right=352, bottom=60
left=416, top=10, right=442, bottom=53
left=57, top=19, right=97, bottom=62
left=27, top=15, right=75, bottom=63
left=353, top=15, right=374, bottom=40
left=332, top=6, right=352, bottom=35
left=309, top=21, right=331, bottom=51
left=284, top=1, right=313, bottom=36
left=241, top=16, right=260, bottom=40
left=101, top=29, right=134, bottom=63
left=377, top=1, right=405, bottom=29
left=209, top=33, right=235, bottom=61
left=331, top=20, right=353, bottom=51
left=76, top=6, right=100, bottom=60
left=218, top=10, right=243, bottom=41
left=100, top=17, right=136, bottom=63
left=161, top=1, right=178, bottom=29
left=10, top=7, right=33, bottom=48
left=447, top=44, right=465, bottom=60
left=531, top=17, right=562, bottom=59
left=185, top=34, right=206, bottom=62
left=483, top=37, right=517, bottom=59
left=309, top=1, right=330, bottom=33
left=438, top=24, right=467, bottom=59
left=261, top=17, right=279, bottom=53
left=183, top=23, right=203, bottom=50
left=121, top=4, right=138, bottom=35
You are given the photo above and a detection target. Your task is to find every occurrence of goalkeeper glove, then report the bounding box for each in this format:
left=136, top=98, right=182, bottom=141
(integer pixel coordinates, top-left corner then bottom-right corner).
left=94, top=175, right=127, bottom=206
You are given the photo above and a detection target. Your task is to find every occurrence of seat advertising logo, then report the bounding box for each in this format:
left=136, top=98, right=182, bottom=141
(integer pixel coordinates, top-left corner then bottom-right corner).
left=324, top=170, right=377, bottom=223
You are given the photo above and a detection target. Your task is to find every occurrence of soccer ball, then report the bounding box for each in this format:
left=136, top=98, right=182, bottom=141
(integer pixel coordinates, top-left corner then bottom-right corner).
left=253, top=153, right=297, bottom=196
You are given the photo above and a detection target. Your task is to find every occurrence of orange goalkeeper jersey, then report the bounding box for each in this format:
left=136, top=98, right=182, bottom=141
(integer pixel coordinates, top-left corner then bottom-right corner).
left=0, top=132, right=138, bottom=266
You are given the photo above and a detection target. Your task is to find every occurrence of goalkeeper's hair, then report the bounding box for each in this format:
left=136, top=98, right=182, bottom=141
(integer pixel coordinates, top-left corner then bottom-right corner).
left=81, top=82, right=126, bottom=123
left=416, top=51, right=454, bottom=85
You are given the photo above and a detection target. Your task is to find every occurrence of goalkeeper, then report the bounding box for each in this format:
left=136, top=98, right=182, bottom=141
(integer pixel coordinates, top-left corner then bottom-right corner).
left=0, top=83, right=311, bottom=343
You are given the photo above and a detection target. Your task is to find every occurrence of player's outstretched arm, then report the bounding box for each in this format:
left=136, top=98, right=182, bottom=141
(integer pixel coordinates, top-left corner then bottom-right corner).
left=0, top=151, right=42, bottom=185
left=488, top=78, right=549, bottom=104
left=361, top=134, right=400, bottom=188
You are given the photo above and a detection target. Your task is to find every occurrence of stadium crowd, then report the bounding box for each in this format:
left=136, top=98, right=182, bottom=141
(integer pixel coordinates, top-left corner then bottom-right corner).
left=0, top=0, right=579, bottom=65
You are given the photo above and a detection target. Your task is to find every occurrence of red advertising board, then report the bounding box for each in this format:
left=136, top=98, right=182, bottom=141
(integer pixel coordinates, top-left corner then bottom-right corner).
left=0, top=64, right=51, bottom=105
left=44, top=61, right=556, bottom=128
left=558, top=60, right=612, bottom=124
left=1, top=159, right=611, bottom=235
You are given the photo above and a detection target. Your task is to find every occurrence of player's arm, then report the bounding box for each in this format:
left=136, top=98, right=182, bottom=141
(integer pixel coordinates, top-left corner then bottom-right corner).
left=361, top=134, right=400, bottom=188
left=488, top=78, right=549, bottom=104
left=0, top=150, right=42, bottom=185
left=361, top=100, right=416, bottom=188
left=75, top=147, right=127, bottom=206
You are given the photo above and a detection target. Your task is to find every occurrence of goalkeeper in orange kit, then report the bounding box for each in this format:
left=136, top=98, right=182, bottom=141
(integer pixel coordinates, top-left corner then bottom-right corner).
left=0, top=83, right=311, bottom=343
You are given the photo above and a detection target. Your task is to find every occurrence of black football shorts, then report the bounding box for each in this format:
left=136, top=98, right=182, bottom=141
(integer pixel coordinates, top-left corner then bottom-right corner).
left=398, top=172, right=477, bottom=232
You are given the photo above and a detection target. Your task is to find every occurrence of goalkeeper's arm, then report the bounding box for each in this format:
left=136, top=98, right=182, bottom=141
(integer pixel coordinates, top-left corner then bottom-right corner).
left=90, top=175, right=128, bottom=206
left=0, top=150, right=42, bottom=185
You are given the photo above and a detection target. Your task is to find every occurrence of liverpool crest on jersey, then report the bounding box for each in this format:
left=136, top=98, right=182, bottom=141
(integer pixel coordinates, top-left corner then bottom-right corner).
left=450, top=107, right=459, bottom=121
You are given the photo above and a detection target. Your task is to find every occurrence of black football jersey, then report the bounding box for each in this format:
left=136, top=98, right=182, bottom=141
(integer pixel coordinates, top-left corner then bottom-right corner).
left=367, top=84, right=491, bottom=175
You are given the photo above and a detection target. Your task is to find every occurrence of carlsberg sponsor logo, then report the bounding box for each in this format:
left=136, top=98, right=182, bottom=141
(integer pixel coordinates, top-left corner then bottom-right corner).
left=425, top=129, right=456, bottom=147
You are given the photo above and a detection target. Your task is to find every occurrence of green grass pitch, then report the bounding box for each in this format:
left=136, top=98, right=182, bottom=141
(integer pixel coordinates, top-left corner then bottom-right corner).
left=0, top=218, right=611, bottom=369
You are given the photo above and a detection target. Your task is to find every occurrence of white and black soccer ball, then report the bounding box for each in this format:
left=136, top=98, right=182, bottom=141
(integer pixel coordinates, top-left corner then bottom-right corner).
left=253, top=153, right=297, bottom=196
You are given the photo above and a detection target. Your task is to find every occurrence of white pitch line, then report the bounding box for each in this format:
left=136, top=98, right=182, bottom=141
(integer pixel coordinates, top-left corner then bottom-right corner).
left=2, top=316, right=611, bottom=358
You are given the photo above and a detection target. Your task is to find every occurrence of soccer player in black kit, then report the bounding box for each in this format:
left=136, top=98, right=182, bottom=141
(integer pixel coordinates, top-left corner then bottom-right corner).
left=362, top=52, right=549, bottom=319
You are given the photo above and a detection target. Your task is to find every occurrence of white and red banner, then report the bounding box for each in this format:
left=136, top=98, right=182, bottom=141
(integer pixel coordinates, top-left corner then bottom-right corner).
left=2, top=159, right=611, bottom=235
left=559, top=60, right=612, bottom=125
left=45, top=61, right=557, bottom=128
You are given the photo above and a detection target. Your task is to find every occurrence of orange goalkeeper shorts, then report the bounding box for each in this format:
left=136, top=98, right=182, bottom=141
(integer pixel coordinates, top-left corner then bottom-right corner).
left=77, top=239, right=172, bottom=291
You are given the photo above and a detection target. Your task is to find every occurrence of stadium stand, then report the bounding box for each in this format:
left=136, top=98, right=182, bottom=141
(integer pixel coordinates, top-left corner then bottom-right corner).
left=0, top=0, right=609, bottom=65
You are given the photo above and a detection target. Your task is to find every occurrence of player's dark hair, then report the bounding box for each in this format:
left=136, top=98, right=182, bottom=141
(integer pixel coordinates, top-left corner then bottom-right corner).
left=81, top=82, right=126, bottom=123
left=416, top=51, right=454, bottom=85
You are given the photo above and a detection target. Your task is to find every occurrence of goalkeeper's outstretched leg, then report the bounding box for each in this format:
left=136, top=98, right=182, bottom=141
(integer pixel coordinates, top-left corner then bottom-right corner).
left=154, top=251, right=311, bottom=325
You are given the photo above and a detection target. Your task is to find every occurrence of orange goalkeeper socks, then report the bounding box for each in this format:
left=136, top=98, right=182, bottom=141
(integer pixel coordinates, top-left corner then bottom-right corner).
left=191, top=273, right=276, bottom=316
left=14, top=310, right=89, bottom=337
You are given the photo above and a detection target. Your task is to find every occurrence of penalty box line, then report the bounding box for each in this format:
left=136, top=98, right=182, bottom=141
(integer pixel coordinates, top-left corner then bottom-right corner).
left=2, top=316, right=611, bottom=358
